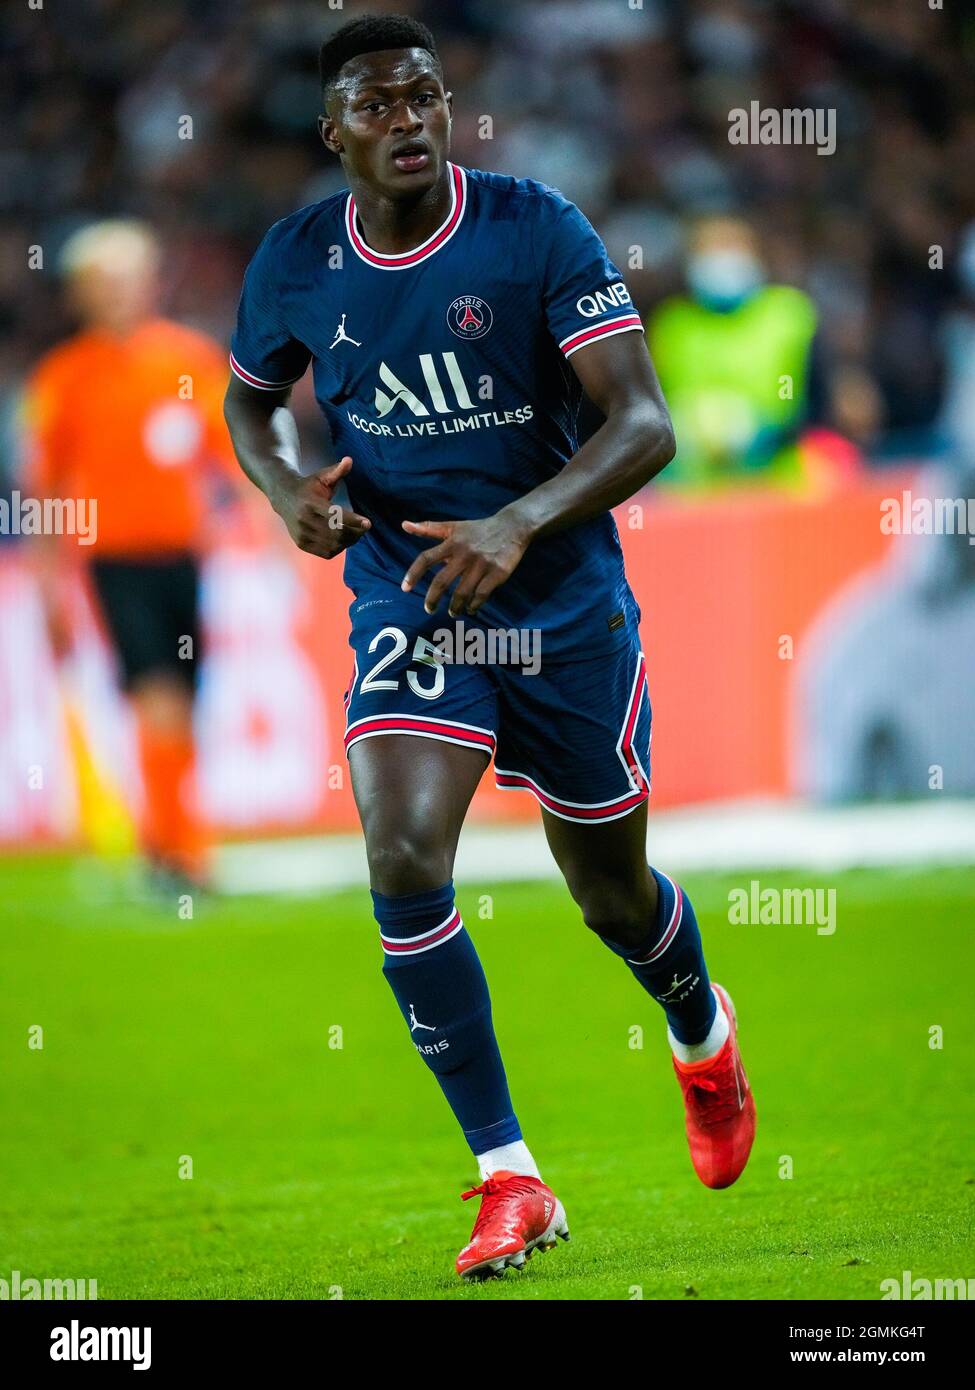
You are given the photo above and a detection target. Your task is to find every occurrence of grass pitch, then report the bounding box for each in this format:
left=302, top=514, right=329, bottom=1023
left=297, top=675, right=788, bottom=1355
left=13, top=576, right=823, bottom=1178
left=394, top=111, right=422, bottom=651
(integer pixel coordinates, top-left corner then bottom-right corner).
left=1, top=855, right=973, bottom=1300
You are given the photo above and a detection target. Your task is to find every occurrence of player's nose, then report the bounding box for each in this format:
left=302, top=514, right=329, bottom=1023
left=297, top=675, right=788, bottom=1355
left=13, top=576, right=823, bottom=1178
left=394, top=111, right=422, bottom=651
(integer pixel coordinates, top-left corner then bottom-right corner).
left=389, top=100, right=424, bottom=134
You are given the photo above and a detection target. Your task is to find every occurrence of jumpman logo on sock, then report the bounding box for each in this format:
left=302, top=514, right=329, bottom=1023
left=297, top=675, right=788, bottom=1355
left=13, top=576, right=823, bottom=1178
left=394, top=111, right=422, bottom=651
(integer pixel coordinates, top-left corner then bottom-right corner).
left=409, top=1004, right=436, bottom=1033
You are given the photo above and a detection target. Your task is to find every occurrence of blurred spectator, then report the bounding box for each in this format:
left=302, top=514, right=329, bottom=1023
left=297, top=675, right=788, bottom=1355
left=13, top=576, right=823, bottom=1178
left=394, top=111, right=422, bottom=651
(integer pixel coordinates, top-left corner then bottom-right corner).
left=649, top=216, right=817, bottom=488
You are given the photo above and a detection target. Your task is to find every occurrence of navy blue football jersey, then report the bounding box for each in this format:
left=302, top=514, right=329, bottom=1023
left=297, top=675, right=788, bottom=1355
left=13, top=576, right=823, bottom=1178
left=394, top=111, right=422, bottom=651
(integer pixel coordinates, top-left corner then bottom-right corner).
left=230, top=163, right=647, bottom=657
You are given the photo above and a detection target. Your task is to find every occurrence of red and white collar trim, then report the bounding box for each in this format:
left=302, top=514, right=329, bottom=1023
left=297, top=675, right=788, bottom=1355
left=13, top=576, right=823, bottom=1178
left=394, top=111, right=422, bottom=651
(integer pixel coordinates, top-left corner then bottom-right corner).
left=345, top=162, right=467, bottom=269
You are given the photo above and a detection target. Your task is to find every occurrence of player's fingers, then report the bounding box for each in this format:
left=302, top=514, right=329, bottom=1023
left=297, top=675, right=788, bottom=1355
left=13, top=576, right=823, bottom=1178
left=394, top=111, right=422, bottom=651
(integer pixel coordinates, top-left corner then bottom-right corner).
left=423, top=557, right=466, bottom=615
left=294, top=534, right=336, bottom=558
left=401, top=541, right=450, bottom=593
left=296, top=511, right=363, bottom=554
left=299, top=527, right=362, bottom=558
left=403, top=519, right=451, bottom=540
left=317, top=456, right=353, bottom=490
left=304, top=496, right=370, bottom=534
left=333, top=509, right=371, bottom=535
left=466, top=567, right=504, bottom=615
left=448, top=559, right=489, bottom=617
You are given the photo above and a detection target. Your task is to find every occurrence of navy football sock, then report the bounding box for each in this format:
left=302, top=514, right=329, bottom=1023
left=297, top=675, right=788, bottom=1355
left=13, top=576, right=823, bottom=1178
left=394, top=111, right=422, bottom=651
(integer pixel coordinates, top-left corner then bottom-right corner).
left=600, top=868, right=717, bottom=1044
left=373, top=880, right=522, bottom=1155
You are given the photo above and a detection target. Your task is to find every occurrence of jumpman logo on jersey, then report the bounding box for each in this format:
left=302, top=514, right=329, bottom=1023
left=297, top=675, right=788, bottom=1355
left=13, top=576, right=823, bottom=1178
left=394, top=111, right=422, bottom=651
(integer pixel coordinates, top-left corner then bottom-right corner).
left=329, top=313, right=362, bottom=349
left=409, top=1004, right=436, bottom=1033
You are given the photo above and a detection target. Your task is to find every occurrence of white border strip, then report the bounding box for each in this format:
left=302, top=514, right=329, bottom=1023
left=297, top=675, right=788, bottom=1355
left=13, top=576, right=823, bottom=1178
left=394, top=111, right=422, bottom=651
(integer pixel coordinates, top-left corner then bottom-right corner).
left=214, top=800, right=975, bottom=896
left=228, top=351, right=303, bottom=390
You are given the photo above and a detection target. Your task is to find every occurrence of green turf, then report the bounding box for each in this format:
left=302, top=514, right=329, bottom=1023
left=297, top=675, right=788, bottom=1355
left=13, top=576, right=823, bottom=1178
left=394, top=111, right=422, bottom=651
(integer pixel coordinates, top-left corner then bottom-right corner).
left=1, top=855, right=973, bottom=1300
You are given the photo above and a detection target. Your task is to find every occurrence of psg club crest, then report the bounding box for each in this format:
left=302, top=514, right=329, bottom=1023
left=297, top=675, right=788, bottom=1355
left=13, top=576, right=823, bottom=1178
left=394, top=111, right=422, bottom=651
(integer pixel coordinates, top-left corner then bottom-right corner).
left=447, top=295, right=493, bottom=340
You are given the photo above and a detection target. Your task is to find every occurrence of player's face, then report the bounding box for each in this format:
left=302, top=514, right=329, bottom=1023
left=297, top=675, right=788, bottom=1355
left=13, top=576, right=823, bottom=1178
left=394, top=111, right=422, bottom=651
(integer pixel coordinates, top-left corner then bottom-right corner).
left=69, top=254, right=158, bottom=335
left=320, top=48, right=452, bottom=199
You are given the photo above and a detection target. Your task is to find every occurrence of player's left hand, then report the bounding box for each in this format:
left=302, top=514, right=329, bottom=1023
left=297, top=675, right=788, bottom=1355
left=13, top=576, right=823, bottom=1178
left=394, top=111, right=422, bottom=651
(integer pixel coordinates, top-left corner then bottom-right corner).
left=401, top=514, right=532, bottom=617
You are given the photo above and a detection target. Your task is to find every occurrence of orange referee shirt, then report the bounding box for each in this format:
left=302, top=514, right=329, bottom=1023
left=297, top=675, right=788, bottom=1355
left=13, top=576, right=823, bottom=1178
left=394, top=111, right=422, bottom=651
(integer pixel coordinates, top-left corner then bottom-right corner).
left=23, top=318, right=238, bottom=559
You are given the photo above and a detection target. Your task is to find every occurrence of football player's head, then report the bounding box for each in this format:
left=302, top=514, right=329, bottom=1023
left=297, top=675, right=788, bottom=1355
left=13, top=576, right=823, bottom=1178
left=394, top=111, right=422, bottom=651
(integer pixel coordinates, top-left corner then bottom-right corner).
left=318, top=14, right=451, bottom=199
left=59, top=219, right=161, bottom=333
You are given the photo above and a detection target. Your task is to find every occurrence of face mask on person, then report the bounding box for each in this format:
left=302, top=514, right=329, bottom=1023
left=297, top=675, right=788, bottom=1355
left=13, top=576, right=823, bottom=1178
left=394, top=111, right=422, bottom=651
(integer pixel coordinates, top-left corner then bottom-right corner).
left=687, top=249, right=764, bottom=311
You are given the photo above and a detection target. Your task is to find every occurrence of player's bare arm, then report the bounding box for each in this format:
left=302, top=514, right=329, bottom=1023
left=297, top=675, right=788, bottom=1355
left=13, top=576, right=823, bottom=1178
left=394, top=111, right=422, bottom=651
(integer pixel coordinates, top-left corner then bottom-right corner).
left=223, top=375, right=370, bottom=558
left=401, top=331, right=675, bottom=616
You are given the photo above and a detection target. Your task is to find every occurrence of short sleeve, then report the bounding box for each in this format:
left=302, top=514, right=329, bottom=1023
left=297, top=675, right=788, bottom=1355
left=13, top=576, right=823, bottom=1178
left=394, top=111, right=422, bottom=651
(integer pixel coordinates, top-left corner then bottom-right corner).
left=539, top=195, right=644, bottom=361
left=229, top=228, right=311, bottom=390
left=21, top=356, right=68, bottom=494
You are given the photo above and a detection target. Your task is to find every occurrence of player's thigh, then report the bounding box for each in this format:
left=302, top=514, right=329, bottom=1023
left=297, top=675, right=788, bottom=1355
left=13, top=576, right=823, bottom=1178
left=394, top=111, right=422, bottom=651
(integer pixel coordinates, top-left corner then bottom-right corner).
left=542, top=801, right=655, bottom=935
left=344, top=593, right=498, bottom=894
left=349, top=735, right=489, bottom=893
left=495, top=638, right=655, bottom=928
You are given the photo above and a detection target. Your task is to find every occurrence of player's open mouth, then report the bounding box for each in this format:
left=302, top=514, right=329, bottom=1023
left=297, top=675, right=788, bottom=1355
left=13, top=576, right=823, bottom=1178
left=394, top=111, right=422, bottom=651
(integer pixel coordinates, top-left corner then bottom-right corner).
left=392, top=142, right=430, bottom=173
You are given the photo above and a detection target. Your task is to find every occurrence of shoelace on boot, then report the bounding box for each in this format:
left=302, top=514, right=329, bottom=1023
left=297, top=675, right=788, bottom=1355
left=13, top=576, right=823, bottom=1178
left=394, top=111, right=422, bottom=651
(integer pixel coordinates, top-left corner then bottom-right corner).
left=461, top=1175, right=539, bottom=1234
left=684, top=1063, right=743, bottom=1124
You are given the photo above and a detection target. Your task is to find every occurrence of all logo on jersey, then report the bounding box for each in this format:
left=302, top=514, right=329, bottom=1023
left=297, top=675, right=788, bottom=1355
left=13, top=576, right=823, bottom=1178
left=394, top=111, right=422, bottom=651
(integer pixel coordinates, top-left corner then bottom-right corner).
left=347, top=351, right=533, bottom=439
left=447, top=295, right=493, bottom=340
left=374, top=353, right=474, bottom=418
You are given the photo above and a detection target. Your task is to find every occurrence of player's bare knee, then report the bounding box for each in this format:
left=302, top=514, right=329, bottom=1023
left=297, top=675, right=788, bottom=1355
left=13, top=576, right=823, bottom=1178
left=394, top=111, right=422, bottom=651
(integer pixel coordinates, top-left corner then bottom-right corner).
left=571, top=876, right=656, bottom=950
left=365, top=832, right=451, bottom=897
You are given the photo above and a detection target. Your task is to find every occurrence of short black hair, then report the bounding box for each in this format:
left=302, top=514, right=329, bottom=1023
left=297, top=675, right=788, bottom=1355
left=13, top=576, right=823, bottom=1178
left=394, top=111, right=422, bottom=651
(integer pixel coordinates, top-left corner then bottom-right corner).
left=319, top=15, right=440, bottom=101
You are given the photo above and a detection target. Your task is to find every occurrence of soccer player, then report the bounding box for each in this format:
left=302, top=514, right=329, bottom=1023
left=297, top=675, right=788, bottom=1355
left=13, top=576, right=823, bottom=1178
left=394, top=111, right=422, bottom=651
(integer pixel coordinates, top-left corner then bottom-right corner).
left=224, top=15, right=756, bottom=1281
left=25, top=221, right=246, bottom=892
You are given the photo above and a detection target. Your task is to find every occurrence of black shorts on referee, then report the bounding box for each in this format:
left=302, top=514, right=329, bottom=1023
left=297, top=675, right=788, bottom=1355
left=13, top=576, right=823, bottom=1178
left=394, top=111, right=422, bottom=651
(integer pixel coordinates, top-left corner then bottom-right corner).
left=89, top=552, right=201, bottom=693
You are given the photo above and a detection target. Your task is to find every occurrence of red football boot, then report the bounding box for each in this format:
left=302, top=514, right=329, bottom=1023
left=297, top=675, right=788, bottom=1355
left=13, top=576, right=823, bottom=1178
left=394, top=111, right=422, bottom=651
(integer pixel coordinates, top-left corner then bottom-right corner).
left=672, top=983, right=756, bottom=1189
left=455, top=1171, right=570, bottom=1280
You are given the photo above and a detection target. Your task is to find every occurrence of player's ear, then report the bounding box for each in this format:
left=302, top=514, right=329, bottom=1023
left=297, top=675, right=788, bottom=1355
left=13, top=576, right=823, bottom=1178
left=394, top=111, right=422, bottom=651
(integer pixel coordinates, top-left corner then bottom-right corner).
left=319, top=114, right=343, bottom=155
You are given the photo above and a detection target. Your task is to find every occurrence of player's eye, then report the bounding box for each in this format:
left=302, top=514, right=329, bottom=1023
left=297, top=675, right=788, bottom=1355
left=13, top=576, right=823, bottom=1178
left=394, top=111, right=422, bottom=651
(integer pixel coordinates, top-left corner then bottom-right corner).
left=415, top=92, right=437, bottom=104
left=363, top=101, right=388, bottom=113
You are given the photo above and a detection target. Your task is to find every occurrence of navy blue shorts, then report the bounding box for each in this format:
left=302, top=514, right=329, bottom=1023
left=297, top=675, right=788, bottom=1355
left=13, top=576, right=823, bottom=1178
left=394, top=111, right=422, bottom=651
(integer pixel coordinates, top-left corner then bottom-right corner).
left=343, top=586, right=651, bottom=825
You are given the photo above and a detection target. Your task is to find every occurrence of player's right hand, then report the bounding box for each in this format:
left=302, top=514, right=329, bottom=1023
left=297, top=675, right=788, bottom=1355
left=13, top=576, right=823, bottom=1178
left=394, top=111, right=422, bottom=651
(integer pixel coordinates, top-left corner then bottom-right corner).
left=273, top=456, right=371, bottom=558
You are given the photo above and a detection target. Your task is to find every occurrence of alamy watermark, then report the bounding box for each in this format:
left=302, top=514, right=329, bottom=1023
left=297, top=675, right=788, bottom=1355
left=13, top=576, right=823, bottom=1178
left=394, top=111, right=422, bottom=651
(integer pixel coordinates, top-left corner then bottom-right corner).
left=0, top=491, right=97, bottom=545
left=881, top=1270, right=974, bottom=1300
left=880, top=491, right=975, bottom=544
left=432, top=621, right=541, bottom=676
left=728, top=101, right=836, bottom=156
left=728, top=880, right=836, bottom=935
left=1, top=1268, right=97, bottom=1299
left=50, top=1320, right=150, bottom=1370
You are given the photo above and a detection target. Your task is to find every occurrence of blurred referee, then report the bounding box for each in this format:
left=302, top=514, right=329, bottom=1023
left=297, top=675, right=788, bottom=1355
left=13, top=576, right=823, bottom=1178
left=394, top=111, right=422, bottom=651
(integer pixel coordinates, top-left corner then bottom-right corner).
left=23, top=221, right=245, bottom=892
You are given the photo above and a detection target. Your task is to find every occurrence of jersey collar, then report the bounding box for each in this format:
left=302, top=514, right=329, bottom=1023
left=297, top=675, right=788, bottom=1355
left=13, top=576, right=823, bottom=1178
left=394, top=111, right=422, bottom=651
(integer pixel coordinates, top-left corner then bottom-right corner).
left=345, top=163, right=467, bottom=270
